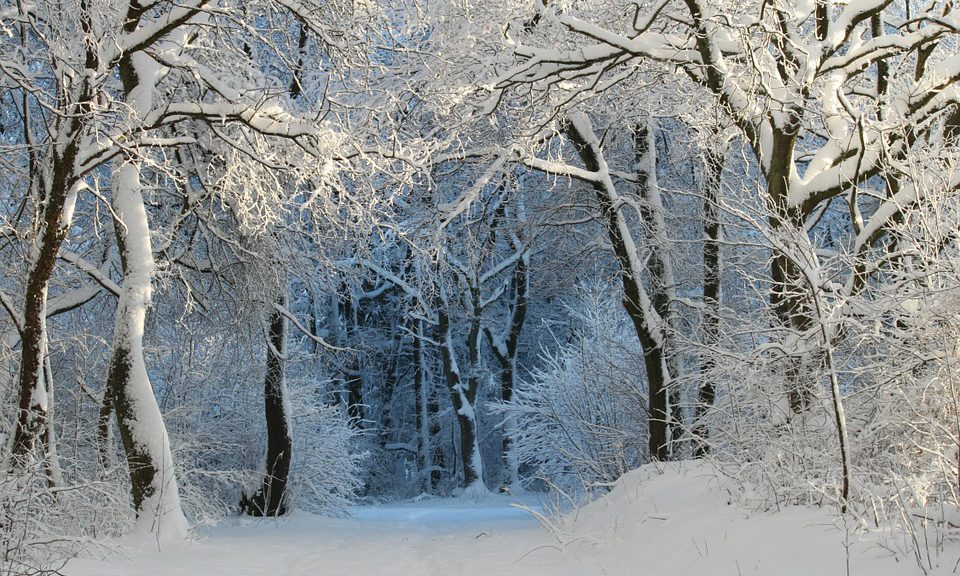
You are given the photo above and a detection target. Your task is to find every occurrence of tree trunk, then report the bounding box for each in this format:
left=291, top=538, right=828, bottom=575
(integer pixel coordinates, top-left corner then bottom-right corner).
left=9, top=162, right=82, bottom=469
left=107, top=158, right=188, bottom=538
left=105, top=45, right=187, bottom=539
left=413, top=320, right=432, bottom=493
left=438, top=306, right=485, bottom=491
left=764, top=129, right=818, bottom=413
left=694, top=147, right=723, bottom=457
left=427, top=335, right=445, bottom=490
left=633, top=124, right=682, bottom=456
left=341, top=291, right=364, bottom=424
left=486, top=251, right=528, bottom=486
left=8, top=24, right=97, bottom=465
left=565, top=114, right=674, bottom=461
left=41, top=355, right=62, bottom=489
left=242, top=299, right=292, bottom=516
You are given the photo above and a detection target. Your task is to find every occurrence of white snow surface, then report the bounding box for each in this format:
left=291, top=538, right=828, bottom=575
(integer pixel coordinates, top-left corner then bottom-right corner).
left=67, top=462, right=938, bottom=575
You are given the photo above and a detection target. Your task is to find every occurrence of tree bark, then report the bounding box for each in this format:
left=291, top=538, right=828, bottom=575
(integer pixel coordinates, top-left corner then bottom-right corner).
left=438, top=306, right=485, bottom=490
left=765, top=128, right=818, bottom=413
left=242, top=299, right=292, bottom=516
left=694, top=147, right=723, bottom=457
left=341, top=290, right=364, bottom=424
left=565, top=114, right=674, bottom=461
left=8, top=13, right=98, bottom=463
left=427, top=329, right=445, bottom=490
left=107, top=159, right=188, bottom=538
left=41, top=355, right=62, bottom=489
left=9, top=159, right=82, bottom=468
left=413, top=319, right=432, bottom=493
left=105, top=43, right=187, bottom=539
left=633, top=124, right=682, bottom=456
left=486, top=251, right=528, bottom=486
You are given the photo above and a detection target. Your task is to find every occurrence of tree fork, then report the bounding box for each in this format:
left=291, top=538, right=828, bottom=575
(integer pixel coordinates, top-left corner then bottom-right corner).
left=565, top=116, right=673, bottom=461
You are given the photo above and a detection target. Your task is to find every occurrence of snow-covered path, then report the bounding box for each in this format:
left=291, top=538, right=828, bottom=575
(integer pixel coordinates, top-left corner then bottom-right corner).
left=67, top=494, right=590, bottom=576
left=66, top=463, right=944, bottom=576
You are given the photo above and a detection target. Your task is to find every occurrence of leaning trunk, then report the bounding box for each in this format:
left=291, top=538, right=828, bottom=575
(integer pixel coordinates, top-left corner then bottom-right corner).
left=107, top=159, right=188, bottom=539
left=566, top=114, right=674, bottom=461
left=8, top=166, right=82, bottom=469
left=106, top=46, right=187, bottom=539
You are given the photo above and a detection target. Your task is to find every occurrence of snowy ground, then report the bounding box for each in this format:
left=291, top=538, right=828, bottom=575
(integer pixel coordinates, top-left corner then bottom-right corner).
left=66, top=463, right=951, bottom=575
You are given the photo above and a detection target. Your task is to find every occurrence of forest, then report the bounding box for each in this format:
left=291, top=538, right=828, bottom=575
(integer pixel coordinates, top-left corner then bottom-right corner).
left=1, top=0, right=959, bottom=573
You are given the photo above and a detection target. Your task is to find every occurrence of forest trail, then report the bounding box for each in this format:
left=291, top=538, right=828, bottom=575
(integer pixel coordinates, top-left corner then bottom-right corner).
left=65, top=494, right=589, bottom=576
left=65, top=463, right=939, bottom=576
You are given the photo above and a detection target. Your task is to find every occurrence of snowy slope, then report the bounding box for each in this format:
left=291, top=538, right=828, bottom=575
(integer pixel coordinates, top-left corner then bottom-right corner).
left=555, top=462, right=929, bottom=575
left=66, top=462, right=940, bottom=575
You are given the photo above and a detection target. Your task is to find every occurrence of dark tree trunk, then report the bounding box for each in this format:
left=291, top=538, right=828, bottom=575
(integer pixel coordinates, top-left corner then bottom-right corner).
left=438, top=306, right=484, bottom=488
left=413, top=320, right=432, bottom=492
left=10, top=148, right=80, bottom=466
left=97, top=390, right=114, bottom=469
left=242, top=301, right=292, bottom=516
left=765, top=129, right=817, bottom=413
left=694, top=148, right=723, bottom=457
left=566, top=116, right=673, bottom=461
left=378, top=332, right=402, bottom=450
left=633, top=125, right=682, bottom=456
left=486, top=251, right=528, bottom=484
left=9, top=22, right=99, bottom=464
left=427, top=339, right=445, bottom=491
left=341, top=292, right=364, bottom=424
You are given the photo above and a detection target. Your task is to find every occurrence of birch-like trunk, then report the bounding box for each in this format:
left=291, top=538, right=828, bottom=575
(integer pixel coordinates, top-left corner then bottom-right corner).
left=106, top=47, right=187, bottom=540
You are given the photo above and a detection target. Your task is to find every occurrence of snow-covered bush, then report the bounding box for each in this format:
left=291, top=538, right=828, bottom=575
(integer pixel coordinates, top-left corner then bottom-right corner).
left=284, top=380, right=365, bottom=514
left=0, top=450, right=132, bottom=574
left=149, top=308, right=364, bottom=518
left=702, top=151, right=960, bottom=535
left=0, top=319, right=135, bottom=573
left=0, top=467, right=73, bottom=576
left=502, top=281, right=648, bottom=494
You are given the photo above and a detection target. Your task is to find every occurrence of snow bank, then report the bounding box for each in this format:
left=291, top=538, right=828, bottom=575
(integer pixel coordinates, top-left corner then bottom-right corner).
left=557, top=461, right=931, bottom=576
